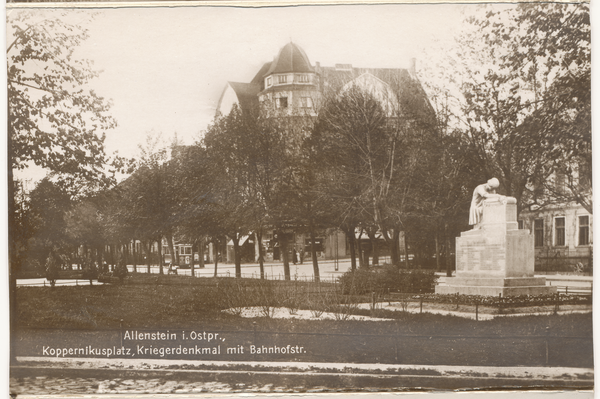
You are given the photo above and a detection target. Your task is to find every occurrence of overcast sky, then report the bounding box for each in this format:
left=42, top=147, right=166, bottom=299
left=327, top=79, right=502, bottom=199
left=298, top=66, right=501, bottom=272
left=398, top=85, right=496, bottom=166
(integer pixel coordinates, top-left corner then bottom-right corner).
left=8, top=3, right=500, bottom=182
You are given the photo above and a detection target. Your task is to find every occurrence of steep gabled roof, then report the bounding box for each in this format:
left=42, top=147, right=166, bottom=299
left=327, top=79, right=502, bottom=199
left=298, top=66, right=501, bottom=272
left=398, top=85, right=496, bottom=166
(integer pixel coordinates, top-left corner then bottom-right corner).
left=320, top=67, right=435, bottom=122
left=228, top=82, right=261, bottom=109
left=251, top=62, right=272, bottom=86
left=216, top=81, right=261, bottom=116
left=265, top=42, right=315, bottom=75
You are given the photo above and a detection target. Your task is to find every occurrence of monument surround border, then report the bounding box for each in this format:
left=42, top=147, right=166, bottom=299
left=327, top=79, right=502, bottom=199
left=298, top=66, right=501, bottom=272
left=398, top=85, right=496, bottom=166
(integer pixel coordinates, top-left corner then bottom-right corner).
left=436, top=196, right=557, bottom=297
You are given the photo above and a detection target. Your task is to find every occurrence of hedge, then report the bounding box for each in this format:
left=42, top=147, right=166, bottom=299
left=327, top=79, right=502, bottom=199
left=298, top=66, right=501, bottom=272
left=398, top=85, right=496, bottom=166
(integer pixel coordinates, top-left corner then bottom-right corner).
left=339, top=266, right=438, bottom=295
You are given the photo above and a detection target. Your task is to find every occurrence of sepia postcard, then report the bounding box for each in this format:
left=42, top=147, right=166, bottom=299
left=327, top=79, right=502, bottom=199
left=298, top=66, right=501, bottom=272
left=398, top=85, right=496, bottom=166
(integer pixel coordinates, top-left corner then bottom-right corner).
left=6, top=0, right=594, bottom=397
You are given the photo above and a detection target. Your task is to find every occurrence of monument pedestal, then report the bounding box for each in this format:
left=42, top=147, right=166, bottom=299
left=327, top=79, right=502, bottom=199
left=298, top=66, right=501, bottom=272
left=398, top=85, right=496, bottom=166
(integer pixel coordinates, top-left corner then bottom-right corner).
left=436, top=196, right=556, bottom=296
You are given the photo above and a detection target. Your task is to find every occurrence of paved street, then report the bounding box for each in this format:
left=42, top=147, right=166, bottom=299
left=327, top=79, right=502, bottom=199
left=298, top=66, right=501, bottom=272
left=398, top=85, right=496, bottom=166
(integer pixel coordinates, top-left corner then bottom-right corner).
left=17, top=259, right=593, bottom=294
left=16, top=278, right=100, bottom=287
left=127, top=259, right=355, bottom=282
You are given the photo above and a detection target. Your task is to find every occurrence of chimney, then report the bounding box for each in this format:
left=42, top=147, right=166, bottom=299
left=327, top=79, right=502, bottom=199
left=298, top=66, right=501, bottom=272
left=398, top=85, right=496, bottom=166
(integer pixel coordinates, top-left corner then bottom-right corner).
left=409, top=58, right=416, bottom=77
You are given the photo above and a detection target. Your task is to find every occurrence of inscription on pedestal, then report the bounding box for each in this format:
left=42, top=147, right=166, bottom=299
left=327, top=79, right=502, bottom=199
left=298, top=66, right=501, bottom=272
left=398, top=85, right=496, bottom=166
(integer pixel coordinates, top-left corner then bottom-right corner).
left=457, top=237, right=504, bottom=274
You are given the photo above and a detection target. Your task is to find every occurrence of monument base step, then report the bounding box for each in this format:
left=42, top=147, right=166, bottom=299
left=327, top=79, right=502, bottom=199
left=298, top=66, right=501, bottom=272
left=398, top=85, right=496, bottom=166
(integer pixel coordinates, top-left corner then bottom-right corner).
left=447, top=276, right=547, bottom=287
left=436, top=282, right=557, bottom=297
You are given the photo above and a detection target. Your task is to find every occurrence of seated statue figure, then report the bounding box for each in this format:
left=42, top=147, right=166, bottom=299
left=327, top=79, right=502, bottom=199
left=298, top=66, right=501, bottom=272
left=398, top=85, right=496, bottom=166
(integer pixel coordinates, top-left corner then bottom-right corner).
left=469, top=178, right=506, bottom=229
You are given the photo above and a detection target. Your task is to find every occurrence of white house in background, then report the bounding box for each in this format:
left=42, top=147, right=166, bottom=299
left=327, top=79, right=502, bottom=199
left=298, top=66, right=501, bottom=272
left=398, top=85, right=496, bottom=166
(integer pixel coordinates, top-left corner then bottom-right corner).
left=518, top=169, right=592, bottom=273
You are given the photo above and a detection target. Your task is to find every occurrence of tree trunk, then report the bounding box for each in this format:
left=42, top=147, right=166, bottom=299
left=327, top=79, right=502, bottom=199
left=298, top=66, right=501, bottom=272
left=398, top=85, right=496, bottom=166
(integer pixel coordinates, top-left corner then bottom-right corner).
left=280, top=232, right=291, bottom=280
left=435, top=229, right=441, bottom=272
left=368, top=232, right=379, bottom=265
left=80, top=245, right=86, bottom=270
left=213, top=238, right=219, bottom=277
left=99, top=245, right=105, bottom=273
left=345, top=228, right=357, bottom=271
left=8, top=131, right=18, bottom=365
left=445, top=222, right=452, bottom=277
left=199, top=236, right=205, bottom=269
left=158, top=238, right=164, bottom=275
left=190, top=239, right=196, bottom=277
left=109, top=245, right=114, bottom=272
left=232, top=234, right=242, bottom=278
left=404, top=231, right=410, bottom=269
left=391, top=229, right=400, bottom=267
left=119, top=244, right=125, bottom=266
left=309, top=224, right=320, bottom=283
left=132, top=240, right=137, bottom=273
left=356, top=229, right=365, bottom=268
left=256, top=231, right=264, bottom=279
left=112, top=244, right=117, bottom=271
left=142, top=240, right=151, bottom=274
left=166, top=234, right=177, bottom=266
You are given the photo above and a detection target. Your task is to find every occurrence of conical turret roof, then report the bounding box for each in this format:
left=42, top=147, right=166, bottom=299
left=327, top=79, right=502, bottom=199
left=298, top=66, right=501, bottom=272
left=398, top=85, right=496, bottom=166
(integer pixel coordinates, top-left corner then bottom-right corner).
left=265, top=42, right=314, bottom=75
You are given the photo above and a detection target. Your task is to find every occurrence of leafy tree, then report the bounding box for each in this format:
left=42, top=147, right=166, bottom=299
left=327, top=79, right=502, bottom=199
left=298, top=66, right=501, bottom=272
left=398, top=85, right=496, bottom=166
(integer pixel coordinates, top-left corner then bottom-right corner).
left=114, top=132, right=174, bottom=273
left=7, top=11, right=117, bottom=362
left=64, top=199, right=105, bottom=267
left=514, top=4, right=591, bottom=213
left=25, top=178, right=73, bottom=272
left=166, top=144, right=216, bottom=276
left=204, top=106, right=263, bottom=278
left=8, top=11, right=117, bottom=186
left=315, top=87, right=388, bottom=267
left=316, top=84, right=438, bottom=268
left=204, top=100, right=317, bottom=280
left=426, top=3, right=590, bottom=213
left=256, top=105, right=318, bottom=280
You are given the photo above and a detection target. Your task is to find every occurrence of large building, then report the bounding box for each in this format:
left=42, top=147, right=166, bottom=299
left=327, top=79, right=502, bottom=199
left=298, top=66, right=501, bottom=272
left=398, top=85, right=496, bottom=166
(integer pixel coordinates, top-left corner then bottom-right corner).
left=215, top=42, right=434, bottom=264
left=217, top=42, right=433, bottom=121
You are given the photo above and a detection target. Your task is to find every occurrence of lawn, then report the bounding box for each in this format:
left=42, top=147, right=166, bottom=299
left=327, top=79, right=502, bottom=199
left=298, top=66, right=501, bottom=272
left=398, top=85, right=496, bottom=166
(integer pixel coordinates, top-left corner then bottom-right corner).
left=14, top=273, right=594, bottom=368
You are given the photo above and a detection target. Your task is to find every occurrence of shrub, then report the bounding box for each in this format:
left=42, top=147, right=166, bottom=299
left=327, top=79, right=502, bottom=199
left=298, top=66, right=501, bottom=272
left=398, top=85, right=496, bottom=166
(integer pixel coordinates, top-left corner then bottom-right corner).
left=339, top=265, right=438, bottom=295
left=255, top=279, right=279, bottom=317
left=114, top=263, right=128, bottom=282
left=217, top=278, right=248, bottom=315
left=82, top=264, right=98, bottom=285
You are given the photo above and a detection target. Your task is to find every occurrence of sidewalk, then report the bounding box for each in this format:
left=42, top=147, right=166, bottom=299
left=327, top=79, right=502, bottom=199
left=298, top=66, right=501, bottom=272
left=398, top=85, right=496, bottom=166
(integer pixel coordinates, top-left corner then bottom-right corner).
left=15, top=356, right=594, bottom=381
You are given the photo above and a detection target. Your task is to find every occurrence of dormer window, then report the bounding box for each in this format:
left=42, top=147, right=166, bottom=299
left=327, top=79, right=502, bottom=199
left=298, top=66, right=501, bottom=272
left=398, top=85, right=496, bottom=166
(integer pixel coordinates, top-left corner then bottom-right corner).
left=278, top=75, right=287, bottom=84
left=266, top=76, right=272, bottom=87
left=298, top=75, right=309, bottom=83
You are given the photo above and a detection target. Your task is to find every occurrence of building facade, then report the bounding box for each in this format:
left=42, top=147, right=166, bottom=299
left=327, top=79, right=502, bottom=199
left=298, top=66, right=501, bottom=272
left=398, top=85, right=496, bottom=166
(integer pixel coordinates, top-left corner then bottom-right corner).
left=519, top=203, right=592, bottom=273
left=216, top=42, right=433, bottom=263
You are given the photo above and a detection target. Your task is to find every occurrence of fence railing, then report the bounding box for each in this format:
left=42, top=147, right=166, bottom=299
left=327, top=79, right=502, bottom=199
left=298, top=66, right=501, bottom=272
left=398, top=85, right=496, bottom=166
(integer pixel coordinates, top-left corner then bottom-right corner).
left=368, top=292, right=592, bottom=321
left=16, top=279, right=99, bottom=287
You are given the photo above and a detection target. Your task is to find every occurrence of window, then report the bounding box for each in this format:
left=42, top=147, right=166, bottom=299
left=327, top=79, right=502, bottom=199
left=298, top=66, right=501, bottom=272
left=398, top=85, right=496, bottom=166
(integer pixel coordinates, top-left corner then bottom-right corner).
left=534, top=219, right=544, bottom=247
left=578, top=159, right=592, bottom=189
left=298, top=74, right=309, bottom=83
left=518, top=220, right=524, bottom=230
left=277, top=97, right=288, bottom=108
left=278, top=75, right=287, bottom=84
left=554, top=172, right=566, bottom=194
left=301, top=97, right=313, bottom=108
left=266, top=76, right=272, bottom=87
left=554, top=217, right=565, bottom=246
left=578, top=215, right=590, bottom=246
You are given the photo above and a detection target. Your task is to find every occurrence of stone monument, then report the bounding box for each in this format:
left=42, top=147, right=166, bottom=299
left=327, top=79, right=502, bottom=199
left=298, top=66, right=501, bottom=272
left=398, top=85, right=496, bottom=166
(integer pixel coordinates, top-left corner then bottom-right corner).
left=436, top=194, right=557, bottom=296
